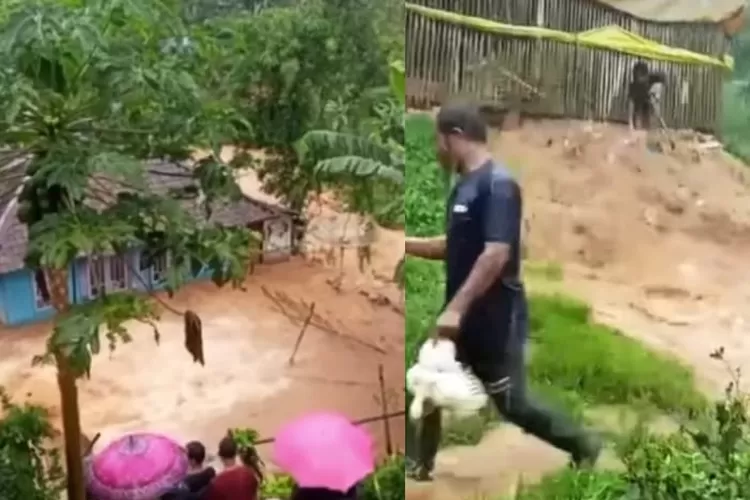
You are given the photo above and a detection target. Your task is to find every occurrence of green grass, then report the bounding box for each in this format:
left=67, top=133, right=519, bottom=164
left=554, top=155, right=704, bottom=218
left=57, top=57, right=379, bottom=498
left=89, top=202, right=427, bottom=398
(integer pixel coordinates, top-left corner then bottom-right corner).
left=405, top=112, right=706, bottom=447
left=722, top=82, right=750, bottom=164
left=512, top=469, right=631, bottom=500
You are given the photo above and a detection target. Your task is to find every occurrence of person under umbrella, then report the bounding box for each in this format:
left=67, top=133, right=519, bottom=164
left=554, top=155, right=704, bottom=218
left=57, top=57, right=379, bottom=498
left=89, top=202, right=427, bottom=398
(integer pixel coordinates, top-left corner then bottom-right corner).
left=161, top=441, right=216, bottom=500
left=272, top=412, right=374, bottom=496
left=290, top=485, right=359, bottom=500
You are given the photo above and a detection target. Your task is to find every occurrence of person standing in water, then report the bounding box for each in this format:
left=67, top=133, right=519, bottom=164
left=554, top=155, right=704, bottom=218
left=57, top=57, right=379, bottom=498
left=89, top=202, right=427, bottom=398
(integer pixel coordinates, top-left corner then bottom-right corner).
left=405, top=102, right=602, bottom=481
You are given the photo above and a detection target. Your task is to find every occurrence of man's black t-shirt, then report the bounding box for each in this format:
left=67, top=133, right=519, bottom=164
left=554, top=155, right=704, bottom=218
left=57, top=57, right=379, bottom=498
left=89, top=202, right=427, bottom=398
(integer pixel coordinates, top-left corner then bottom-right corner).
left=444, top=161, right=527, bottom=364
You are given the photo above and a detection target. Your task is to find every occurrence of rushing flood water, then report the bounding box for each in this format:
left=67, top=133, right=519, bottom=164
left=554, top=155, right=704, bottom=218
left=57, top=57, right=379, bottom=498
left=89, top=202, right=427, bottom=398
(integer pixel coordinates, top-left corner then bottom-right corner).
left=0, top=259, right=405, bottom=457
left=2, top=311, right=296, bottom=448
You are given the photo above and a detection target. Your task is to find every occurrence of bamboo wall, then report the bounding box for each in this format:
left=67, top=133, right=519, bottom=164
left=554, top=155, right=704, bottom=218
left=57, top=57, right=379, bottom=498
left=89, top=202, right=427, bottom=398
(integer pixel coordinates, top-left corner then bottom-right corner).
left=406, top=0, right=728, bottom=133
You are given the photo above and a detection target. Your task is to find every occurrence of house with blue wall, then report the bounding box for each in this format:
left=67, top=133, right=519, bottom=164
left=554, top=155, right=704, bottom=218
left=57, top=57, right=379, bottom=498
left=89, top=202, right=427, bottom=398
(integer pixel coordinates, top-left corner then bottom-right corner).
left=0, top=161, right=296, bottom=327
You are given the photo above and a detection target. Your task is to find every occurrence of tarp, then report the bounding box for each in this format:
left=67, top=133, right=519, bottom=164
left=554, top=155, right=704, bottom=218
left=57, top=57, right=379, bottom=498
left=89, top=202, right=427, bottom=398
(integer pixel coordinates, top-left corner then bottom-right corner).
left=576, top=25, right=733, bottom=68
left=595, top=0, right=745, bottom=23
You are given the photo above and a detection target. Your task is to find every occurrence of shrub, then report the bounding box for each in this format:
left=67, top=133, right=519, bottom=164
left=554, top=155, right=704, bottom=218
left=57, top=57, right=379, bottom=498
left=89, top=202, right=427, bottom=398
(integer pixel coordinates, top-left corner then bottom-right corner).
left=0, top=389, right=65, bottom=500
left=516, top=355, right=750, bottom=499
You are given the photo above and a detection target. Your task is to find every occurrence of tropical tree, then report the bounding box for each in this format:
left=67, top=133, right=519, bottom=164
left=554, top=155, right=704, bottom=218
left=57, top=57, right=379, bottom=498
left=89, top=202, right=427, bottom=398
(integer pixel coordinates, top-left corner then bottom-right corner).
left=0, top=1, right=256, bottom=498
left=294, top=61, right=405, bottom=285
left=295, top=61, right=405, bottom=223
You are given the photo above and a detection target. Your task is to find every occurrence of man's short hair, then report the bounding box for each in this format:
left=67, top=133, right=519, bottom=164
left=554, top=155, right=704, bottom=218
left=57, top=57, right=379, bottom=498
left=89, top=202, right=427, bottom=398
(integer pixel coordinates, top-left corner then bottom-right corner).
left=217, top=436, right=238, bottom=459
left=186, top=441, right=206, bottom=464
left=436, top=102, right=488, bottom=143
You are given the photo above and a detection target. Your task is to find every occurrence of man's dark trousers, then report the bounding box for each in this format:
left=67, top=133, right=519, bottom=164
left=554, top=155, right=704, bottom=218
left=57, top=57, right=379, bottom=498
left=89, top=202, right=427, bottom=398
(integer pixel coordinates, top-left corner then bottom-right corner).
left=406, top=315, right=593, bottom=472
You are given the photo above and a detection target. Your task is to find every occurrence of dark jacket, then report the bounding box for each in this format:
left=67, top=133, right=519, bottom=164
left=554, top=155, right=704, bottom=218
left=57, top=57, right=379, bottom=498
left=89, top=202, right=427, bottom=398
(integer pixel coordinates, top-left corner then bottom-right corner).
left=161, top=467, right=217, bottom=500
left=290, top=485, right=359, bottom=500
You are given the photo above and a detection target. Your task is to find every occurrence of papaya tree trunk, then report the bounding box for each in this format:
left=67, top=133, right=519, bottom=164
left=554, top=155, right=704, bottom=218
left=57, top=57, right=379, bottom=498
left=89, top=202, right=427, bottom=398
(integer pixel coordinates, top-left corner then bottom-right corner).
left=48, top=267, right=86, bottom=500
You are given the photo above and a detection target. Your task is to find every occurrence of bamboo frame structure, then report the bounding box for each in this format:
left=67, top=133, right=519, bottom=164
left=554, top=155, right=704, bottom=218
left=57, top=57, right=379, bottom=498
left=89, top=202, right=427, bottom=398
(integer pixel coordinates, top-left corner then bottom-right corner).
left=406, top=0, right=731, bottom=133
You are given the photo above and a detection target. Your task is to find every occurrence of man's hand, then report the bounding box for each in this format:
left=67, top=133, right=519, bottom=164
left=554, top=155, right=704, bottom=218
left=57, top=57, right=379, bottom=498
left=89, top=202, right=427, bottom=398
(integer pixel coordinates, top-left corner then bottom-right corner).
left=406, top=236, right=446, bottom=260
left=434, top=308, right=461, bottom=340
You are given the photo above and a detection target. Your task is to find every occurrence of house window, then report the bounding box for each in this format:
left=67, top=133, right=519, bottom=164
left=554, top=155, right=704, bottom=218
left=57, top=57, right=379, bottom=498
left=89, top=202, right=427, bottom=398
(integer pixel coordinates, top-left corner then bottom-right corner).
left=108, top=255, right=127, bottom=291
left=33, top=270, right=52, bottom=309
left=89, top=258, right=106, bottom=298
left=152, top=253, right=169, bottom=283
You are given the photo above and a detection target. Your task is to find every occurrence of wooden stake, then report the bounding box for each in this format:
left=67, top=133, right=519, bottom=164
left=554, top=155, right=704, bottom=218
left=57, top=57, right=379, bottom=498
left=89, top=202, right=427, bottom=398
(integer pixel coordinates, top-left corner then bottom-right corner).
left=377, top=364, right=393, bottom=456
left=288, top=302, right=316, bottom=366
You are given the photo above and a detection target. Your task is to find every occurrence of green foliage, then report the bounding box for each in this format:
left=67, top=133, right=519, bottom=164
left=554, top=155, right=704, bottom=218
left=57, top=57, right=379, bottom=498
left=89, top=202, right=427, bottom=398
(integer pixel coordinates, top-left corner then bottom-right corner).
left=528, top=294, right=705, bottom=416
left=0, top=0, right=256, bottom=377
left=513, top=469, right=630, bottom=500
left=721, top=81, right=750, bottom=162
left=261, top=473, right=296, bottom=499
left=361, top=454, right=405, bottom=500
left=0, top=389, right=65, bottom=500
left=181, top=0, right=294, bottom=23
left=516, top=355, right=750, bottom=499
left=295, top=62, right=405, bottom=226
left=187, top=1, right=399, bottom=214
left=230, top=427, right=260, bottom=448
left=723, top=24, right=750, bottom=163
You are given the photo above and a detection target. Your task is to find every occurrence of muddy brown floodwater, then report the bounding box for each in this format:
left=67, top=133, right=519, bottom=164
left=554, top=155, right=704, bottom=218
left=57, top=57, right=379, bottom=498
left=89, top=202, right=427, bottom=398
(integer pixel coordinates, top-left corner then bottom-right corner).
left=0, top=245, right=405, bottom=461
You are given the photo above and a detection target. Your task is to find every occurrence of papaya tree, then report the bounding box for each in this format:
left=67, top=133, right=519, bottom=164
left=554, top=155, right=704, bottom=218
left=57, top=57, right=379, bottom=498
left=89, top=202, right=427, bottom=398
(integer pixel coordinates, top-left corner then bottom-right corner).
left=0, top=1, right=256, bottom=498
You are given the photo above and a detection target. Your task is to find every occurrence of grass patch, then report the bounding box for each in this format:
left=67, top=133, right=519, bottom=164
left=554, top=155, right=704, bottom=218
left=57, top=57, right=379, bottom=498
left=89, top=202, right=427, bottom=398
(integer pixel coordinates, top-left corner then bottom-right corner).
left=512, top=469, right=632, bottom=499
left=405, top=112, right=706, bottom=447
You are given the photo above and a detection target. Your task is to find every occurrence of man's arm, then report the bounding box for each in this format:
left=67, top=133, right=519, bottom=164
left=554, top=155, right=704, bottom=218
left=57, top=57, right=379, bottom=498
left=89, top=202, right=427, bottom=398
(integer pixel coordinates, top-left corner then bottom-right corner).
left=446, top=177, right=519, bottom=315
left=405, top=235, right=446, bottom=260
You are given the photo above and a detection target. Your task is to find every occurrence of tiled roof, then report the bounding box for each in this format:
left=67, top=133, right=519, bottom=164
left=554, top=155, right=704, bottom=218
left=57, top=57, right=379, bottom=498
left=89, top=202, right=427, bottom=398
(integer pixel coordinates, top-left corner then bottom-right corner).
left=0, top=160, right=286, bottom=274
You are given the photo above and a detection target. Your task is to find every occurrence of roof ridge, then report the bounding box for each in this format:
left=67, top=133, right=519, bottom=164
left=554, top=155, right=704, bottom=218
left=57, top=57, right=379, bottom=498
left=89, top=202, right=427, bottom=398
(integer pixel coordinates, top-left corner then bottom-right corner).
left=0, top=156, right=30, bottom=239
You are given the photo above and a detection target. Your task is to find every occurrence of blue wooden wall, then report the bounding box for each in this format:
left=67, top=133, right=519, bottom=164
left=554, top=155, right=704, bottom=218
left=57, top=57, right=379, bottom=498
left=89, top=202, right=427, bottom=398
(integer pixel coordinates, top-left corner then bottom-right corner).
left=0, top=249, right=214, bottom=327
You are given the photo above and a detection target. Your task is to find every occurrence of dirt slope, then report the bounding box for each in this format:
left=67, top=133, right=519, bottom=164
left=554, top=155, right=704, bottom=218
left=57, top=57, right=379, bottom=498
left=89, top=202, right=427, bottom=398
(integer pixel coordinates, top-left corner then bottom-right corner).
left=407, top=119, right=750, bottom=499
left=505, top=121, right=750, bottom=392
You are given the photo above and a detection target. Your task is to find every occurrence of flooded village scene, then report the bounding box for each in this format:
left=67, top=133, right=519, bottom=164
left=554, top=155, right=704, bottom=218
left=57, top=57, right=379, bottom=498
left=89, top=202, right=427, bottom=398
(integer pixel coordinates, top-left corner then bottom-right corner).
left=0, top=0, right=405, bottom=499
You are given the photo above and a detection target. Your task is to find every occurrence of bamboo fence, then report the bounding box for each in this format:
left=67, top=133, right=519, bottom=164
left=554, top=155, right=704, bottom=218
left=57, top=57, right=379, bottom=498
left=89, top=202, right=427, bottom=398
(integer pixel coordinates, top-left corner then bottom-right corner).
left=406, top=0, right=731, bottom=132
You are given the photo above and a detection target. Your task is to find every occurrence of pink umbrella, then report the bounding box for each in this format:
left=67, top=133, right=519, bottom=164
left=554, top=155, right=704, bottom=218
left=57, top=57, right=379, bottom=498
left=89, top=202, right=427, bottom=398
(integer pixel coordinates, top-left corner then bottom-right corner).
left=272, top=411, right=375, bottom=492
left=85, top=433, right=188, bottom=500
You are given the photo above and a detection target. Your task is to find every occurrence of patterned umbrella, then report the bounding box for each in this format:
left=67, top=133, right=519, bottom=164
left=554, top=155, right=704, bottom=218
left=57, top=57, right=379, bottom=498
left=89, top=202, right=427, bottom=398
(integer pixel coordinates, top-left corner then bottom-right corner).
left=85, top=433, right=188, bottom=500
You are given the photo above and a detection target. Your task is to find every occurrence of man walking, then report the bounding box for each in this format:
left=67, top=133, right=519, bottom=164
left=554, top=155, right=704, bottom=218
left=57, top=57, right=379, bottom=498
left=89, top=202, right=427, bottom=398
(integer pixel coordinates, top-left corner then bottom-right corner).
left=405, top=102, right=601, bottom=481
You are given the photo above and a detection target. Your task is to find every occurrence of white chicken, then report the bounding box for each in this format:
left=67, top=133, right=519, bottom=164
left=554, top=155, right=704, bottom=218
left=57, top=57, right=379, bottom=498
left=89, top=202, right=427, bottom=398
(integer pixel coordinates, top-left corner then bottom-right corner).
left=406, top=339, right=488, bottom=421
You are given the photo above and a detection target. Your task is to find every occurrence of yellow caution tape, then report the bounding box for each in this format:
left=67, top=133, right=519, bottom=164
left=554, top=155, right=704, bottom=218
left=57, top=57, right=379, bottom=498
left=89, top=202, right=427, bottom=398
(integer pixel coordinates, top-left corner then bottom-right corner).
left=406, top=3, right=734, bottom=70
